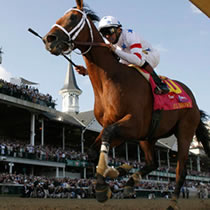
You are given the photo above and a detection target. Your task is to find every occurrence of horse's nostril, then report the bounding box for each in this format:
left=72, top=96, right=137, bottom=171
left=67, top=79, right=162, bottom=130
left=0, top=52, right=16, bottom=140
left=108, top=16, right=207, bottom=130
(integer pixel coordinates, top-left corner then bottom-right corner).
left=46, top=35, right=57, bottom=43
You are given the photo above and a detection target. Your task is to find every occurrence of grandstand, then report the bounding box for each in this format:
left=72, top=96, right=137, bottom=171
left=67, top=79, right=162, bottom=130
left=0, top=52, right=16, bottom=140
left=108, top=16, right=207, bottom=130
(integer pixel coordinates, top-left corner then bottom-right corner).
left=0, top=60, right=209, bottom=198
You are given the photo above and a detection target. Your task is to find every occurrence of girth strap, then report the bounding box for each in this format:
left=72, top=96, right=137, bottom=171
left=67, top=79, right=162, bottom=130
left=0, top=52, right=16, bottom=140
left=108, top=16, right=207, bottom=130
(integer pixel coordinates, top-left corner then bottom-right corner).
left=145, top=109, right=162, bottom=141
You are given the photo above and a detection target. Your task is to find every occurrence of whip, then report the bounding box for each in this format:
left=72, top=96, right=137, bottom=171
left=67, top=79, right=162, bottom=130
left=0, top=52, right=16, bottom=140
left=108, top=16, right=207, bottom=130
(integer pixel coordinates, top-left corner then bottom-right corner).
left=28, top=28, right=78, bottom=67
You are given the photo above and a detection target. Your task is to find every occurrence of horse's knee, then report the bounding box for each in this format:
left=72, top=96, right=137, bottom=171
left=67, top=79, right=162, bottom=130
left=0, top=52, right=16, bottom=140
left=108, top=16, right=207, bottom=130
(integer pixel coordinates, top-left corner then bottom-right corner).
left=140, top=163, right=158, bottom=177
left=102, top=124, right=120, bottom=143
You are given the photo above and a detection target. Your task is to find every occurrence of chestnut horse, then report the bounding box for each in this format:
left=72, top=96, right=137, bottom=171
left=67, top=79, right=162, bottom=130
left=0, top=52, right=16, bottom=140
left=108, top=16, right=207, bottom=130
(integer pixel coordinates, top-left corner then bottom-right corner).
left=43, top=1, right=210, bottom=209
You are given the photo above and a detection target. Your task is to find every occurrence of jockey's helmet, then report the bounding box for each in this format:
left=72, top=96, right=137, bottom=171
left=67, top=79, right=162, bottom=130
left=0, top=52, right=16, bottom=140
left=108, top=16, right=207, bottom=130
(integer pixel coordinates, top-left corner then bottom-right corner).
left=98, top=16, right=122, bottom=32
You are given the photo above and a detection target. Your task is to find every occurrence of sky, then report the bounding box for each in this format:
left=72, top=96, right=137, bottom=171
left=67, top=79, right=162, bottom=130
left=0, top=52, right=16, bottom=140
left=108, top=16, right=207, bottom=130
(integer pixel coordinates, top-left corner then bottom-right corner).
left=0, top=0, right=210, bottom=115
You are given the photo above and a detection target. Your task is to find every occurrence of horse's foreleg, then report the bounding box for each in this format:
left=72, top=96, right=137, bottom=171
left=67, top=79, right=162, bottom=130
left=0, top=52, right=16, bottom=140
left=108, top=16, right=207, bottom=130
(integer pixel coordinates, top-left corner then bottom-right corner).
left=95, top=141, right=115, bottom=202
left=96, top=141, right=119, bottom=178
left=96, top=117, right=134, bottom=177
left=95, top=124, right=121, bottom=202
left=96, top=116, right=137, bottom=202
left=124, top=141, right=158, bottom=197
left=96, top=123, right=122, bottom=177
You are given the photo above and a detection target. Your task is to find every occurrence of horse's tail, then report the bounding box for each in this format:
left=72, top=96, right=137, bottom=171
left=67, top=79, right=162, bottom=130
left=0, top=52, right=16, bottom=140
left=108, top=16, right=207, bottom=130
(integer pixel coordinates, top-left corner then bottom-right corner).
left=195, top=110, right=210, bottom=157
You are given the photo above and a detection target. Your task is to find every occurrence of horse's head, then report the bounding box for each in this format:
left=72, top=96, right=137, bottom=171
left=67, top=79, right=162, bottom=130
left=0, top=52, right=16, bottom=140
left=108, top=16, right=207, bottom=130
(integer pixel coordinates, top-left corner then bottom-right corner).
left=43, top=0, right=100, bottom=56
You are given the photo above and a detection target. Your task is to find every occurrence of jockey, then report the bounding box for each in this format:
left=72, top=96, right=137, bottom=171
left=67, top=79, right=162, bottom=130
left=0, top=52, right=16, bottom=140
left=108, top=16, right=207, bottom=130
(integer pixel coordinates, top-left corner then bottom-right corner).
left=76, top=16, right=169, bottom=94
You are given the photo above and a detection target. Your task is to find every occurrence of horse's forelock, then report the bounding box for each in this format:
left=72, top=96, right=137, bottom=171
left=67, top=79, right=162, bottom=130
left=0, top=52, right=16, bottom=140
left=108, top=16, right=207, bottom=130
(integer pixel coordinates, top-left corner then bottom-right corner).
left=83, top=7, right=100, bottom=22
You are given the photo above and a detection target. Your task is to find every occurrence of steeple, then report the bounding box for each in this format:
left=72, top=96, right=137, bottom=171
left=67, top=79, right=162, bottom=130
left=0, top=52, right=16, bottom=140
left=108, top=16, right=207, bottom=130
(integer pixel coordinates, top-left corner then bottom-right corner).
left=59, top=56, right=82, bottom=114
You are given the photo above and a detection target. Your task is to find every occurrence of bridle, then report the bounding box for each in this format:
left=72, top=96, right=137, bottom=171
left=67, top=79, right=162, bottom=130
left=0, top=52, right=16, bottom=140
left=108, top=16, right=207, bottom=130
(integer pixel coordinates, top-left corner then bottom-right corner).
left=28, top=8, right=107, bottom=68
left=52, top=8, right=94, bottom=55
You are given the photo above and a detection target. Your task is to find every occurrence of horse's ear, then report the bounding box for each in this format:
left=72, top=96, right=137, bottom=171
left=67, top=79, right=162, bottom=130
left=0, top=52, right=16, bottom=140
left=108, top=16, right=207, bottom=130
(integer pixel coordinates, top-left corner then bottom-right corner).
left=76, top=0, right=83, bottom=10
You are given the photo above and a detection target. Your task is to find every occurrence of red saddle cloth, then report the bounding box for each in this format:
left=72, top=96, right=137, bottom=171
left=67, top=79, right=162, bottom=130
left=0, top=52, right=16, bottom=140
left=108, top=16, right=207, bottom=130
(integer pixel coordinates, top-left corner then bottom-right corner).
left=128, top=65, right=192, bottom=111
left=149, top=75, right=192, bottom=111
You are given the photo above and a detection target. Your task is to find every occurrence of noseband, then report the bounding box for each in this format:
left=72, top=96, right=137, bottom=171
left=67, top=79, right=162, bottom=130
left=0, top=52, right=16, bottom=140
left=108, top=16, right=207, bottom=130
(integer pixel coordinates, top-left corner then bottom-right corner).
left=52, top=8, right=94, bottom=55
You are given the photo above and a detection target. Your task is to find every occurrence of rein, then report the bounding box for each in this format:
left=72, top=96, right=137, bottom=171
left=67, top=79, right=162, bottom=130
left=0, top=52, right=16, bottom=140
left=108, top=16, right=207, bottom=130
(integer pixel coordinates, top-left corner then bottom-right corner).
left=74, top=41, right=108, bottom=48
left=28, top=27, right=108, bottom=68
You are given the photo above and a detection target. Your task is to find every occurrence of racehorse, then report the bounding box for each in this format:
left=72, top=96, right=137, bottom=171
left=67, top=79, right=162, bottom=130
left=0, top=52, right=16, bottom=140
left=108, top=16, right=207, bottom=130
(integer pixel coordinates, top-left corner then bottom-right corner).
left=43, top=0, right=210, bottom=209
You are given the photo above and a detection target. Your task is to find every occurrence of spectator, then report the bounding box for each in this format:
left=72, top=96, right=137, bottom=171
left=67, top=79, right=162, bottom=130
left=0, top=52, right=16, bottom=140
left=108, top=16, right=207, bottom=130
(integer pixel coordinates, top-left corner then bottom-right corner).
left=186, top=187, right=189, bottom=199
left=0, top=79, right=56, bottom=108
left=181, top=187, right=185, bottom=198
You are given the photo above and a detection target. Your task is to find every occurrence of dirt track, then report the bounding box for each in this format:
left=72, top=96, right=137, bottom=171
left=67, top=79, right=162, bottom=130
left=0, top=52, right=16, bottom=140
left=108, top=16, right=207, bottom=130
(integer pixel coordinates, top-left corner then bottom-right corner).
left=0, top=197, right=210, bottom=210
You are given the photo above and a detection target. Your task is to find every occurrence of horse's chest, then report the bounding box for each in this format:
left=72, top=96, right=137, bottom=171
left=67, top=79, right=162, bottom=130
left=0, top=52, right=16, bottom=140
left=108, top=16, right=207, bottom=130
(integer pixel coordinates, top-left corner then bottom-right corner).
left=94, top=81, right=124, bottom=125
left=95, top=96, right=122, bottom=126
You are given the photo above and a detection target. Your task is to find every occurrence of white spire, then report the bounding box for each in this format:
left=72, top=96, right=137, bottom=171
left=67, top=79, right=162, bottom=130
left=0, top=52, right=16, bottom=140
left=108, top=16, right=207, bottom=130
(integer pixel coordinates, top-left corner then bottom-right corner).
left=59, top=55, right=82, bottom=114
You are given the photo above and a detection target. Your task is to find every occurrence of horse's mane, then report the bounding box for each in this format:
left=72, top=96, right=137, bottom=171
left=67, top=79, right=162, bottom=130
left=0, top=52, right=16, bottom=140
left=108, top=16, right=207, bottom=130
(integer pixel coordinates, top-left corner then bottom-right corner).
left=73, top=5, right=100, bottom=22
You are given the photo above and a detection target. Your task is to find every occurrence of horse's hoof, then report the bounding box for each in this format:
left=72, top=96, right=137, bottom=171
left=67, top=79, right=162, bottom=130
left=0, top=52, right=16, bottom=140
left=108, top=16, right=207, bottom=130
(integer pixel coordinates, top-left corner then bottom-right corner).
left=167, top=203, right=180, bottom=210
left=123, top=186, right=134, bottom=198
left=116, top=164, right=133, bottom=176
left=167, top=197, right=179, bottom=210
left=166, top=206, right=174, bottom=210
left=95, top=184, right=112, bottom=203
left=104, top=167, right=119, bottom=178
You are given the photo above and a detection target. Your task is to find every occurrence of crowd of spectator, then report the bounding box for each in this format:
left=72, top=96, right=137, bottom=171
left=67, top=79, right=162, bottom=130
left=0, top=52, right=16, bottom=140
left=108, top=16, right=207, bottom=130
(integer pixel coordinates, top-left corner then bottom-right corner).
left=109, top=157, right=145, bottom=169
left=0, top=79, right=56, bottom=108
left=0, top=173, right=209, bottom=199
left=0, top=136, right=210, bottom=199
left=157, top=166, right=210, bottom=178
left=0, top=173, right=95, bottom=199
left=1, top=138, right=210, bottom=179
left=0, top=139, right=88, bottom=163
left=109, top=156, right=210, bottom=178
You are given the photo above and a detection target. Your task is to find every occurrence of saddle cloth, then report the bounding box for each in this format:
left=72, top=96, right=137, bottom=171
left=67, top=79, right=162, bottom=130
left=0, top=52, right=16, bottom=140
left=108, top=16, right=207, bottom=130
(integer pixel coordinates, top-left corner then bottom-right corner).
left=129, top=64, right=192, bottom=111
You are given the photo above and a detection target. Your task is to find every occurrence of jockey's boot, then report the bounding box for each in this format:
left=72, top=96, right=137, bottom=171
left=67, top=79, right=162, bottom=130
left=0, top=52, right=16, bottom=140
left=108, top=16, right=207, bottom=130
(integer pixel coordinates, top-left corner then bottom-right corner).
left=142, top=61, right=169, bottom=94
left=151, top=71, right=169, bottom=94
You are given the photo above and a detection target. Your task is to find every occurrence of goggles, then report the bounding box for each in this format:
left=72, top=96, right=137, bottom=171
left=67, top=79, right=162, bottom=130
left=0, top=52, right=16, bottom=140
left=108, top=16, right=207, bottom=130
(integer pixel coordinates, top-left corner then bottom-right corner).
left=100, top=27, right=116, bottom=36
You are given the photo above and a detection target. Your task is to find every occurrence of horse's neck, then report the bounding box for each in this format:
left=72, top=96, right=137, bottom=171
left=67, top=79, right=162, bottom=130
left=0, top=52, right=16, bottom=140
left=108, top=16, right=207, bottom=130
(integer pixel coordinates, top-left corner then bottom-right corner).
left=83, top=53, right=106, bottom=93
left=82, top=29, right=119, bottom=92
